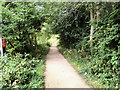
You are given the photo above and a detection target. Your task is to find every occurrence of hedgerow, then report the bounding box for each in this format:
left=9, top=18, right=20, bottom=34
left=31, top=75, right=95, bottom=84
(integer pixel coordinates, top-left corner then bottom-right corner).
left=1, top=43, right=49, bottom=88
left=0, top=2, right=51, bottom=89
left=54, top=2, right=119, bottom=88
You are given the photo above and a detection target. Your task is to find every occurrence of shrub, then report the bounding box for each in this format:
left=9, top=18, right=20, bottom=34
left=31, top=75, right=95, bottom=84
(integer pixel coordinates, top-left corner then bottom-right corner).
left=1, top=53, right=44, bottom=88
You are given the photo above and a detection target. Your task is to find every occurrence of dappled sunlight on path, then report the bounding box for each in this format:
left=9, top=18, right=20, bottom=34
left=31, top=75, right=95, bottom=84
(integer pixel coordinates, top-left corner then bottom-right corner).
left=45, top=43, right=91, bottom=88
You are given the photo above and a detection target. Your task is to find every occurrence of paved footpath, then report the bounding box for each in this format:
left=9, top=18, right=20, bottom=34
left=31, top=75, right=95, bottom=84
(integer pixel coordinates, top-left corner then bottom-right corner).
left=44, top=43, right=92, bottom=88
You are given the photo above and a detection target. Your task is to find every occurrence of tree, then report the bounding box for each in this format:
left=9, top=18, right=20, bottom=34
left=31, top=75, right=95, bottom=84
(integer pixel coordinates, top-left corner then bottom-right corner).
left=90, top=3, right=94, bottom=47
left=2, top=2, right=46, bottom=54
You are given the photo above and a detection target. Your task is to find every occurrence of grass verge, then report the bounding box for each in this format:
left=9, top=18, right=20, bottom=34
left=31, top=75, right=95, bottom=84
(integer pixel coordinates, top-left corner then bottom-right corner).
left=28, top=58, right=45, bottom=88
left=58, top=46, right=106, bottom=88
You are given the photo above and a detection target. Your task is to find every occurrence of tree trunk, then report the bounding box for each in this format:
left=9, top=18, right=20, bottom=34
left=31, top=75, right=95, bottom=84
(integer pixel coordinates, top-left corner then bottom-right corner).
left=90, top=3, right=94, bottom=47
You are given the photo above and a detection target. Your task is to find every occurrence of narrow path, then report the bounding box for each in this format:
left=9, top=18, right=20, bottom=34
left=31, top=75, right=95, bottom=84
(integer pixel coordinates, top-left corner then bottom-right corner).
left=45, top=43, right=91, bottom=88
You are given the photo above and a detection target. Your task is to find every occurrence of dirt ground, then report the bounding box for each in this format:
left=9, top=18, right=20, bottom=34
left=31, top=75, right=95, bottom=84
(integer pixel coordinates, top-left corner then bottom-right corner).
left=44, top=43, right=92, bottom=88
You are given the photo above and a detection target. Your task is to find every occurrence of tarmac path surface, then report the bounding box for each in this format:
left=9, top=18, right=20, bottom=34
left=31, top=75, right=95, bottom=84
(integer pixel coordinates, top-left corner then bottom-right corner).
left=44, top=43, right=91, bottom=88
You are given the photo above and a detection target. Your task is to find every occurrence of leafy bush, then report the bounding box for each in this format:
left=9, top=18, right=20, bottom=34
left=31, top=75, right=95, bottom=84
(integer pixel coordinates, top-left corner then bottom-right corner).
left=56, top=2, right=119, bottom=88
left=1, top=54, right=35, bottom=88
left=1, top=52, right=46, bottom=89
left=59, top=45, right=119, bottom=88
left=2, top=2, right=47, bottom=54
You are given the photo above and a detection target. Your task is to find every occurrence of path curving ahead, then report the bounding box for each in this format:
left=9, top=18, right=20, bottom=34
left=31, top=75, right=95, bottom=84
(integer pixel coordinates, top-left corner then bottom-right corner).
left=44, top=43, right=91, bottom=88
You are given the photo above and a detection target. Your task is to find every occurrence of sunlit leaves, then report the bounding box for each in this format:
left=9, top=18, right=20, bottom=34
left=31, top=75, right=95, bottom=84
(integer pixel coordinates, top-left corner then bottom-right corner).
left=2, top=2, right=48, bottom=53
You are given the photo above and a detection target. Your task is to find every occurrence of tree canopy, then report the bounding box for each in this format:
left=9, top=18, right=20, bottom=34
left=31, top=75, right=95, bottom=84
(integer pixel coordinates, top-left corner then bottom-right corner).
left=1, top=2, right=120, bottom=89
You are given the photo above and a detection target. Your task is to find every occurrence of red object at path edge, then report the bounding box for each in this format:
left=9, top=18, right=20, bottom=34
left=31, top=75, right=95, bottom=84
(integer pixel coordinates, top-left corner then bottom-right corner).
left=2, top=38, right=6, bottom=47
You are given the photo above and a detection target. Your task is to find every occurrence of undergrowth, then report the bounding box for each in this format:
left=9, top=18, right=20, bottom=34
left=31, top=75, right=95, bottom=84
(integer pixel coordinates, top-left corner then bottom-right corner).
left=1, top=43, right=49, bottom=89
left=58, top=46, right=119, bottom=88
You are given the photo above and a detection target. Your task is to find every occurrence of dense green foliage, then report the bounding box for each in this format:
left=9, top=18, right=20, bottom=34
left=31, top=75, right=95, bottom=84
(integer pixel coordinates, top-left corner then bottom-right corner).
left=52, top=2, right=120, bottom=88
left=1, top=2, right=51, bottom=89
left=52, top=3, right=90, bottom=48
left=0, top=1, right=119, bottom=89
left=1, top=53, right=46, bottom=88
left=2, top=2, right=50, bottom=55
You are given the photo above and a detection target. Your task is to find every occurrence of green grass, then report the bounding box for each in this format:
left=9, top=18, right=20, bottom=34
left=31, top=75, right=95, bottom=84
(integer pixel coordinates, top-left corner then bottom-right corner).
left=28, top=59, right=45, bottom=88
left=58, top=46, right=106, bottom=88
left=68, top=60, right=106, bottom=88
